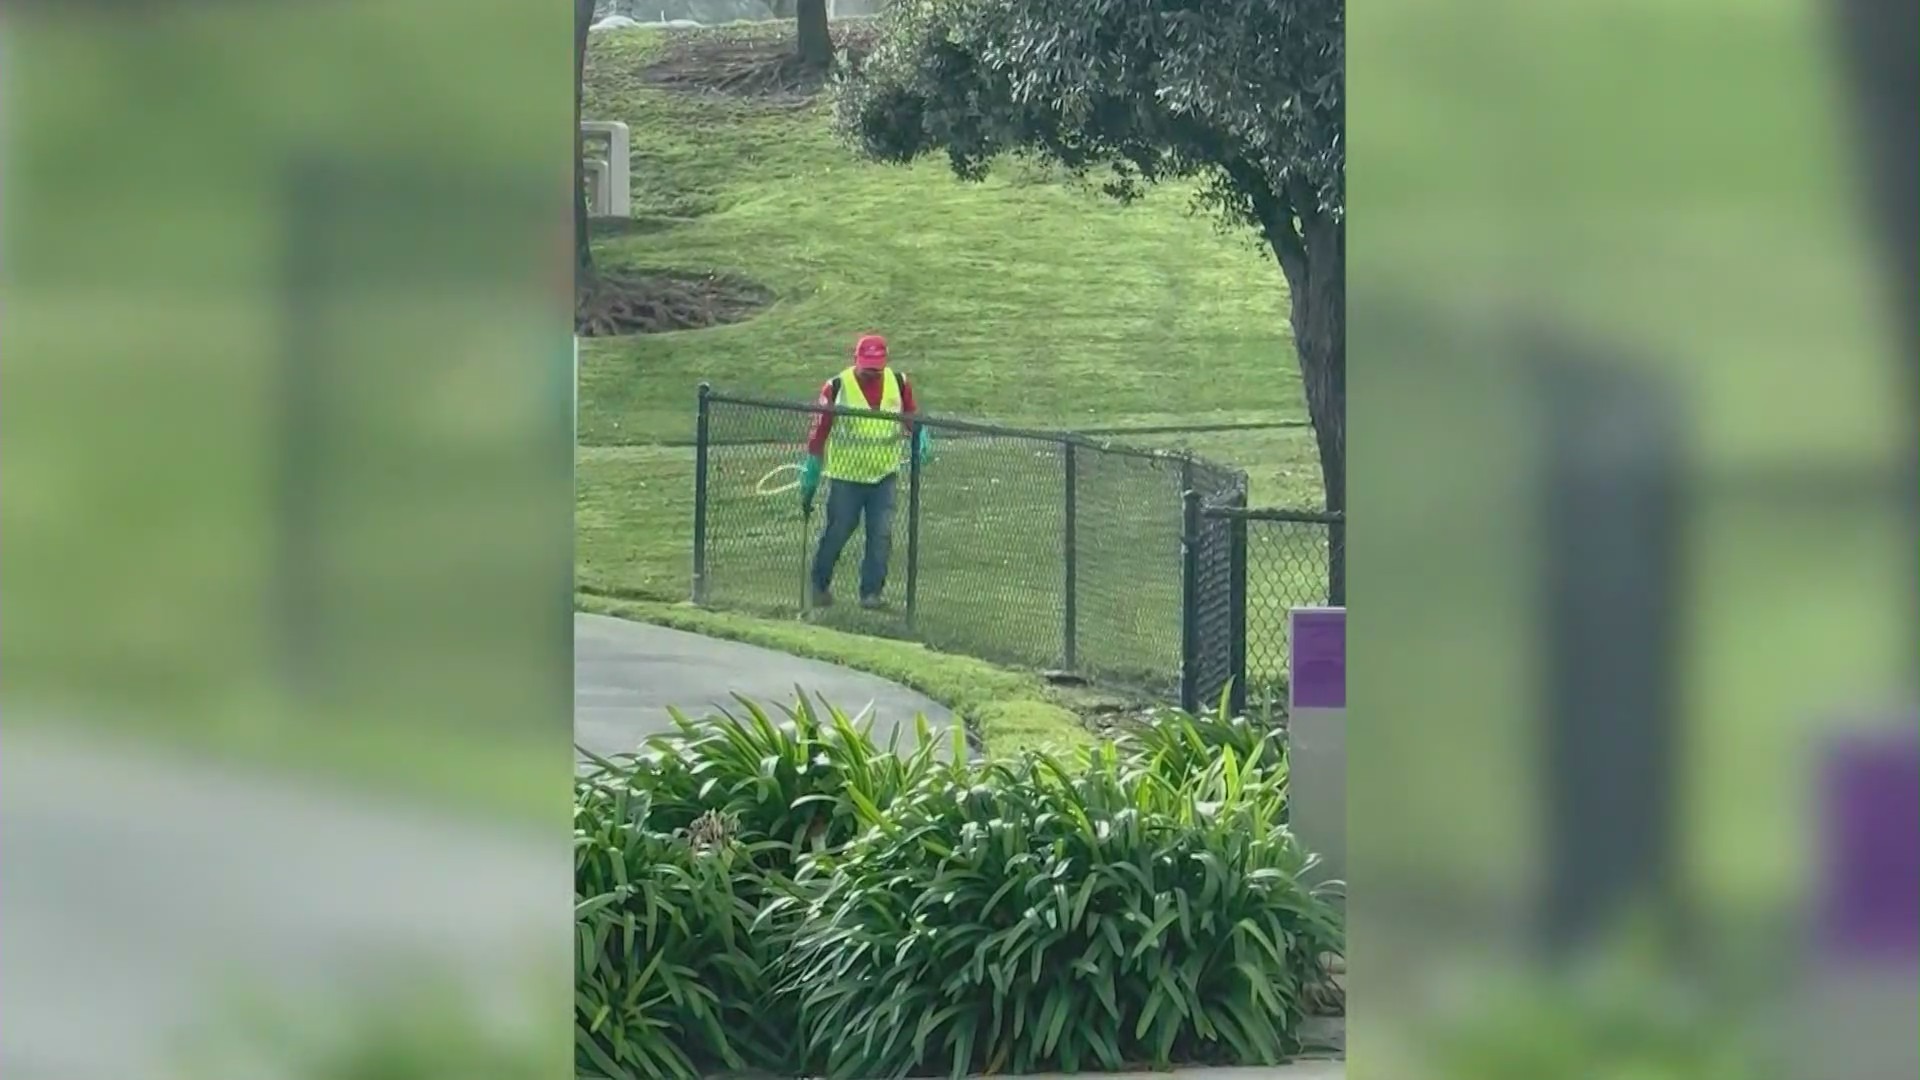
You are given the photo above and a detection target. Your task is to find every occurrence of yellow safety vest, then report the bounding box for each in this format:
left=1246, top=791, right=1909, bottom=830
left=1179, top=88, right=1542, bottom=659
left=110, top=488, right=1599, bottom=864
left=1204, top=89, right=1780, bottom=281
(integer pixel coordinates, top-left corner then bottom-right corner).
left=823, top=366, right=907, bottom=483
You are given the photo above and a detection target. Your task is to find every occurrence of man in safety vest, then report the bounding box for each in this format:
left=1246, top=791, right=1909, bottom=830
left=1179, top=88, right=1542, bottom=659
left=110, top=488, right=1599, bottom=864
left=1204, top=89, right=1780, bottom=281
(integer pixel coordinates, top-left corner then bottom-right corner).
left=798, top=333, right=933, bottom=609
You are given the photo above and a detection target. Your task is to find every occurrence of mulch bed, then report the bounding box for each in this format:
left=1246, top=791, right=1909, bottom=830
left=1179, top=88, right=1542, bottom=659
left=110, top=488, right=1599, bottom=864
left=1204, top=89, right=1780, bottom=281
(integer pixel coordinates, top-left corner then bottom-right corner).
left=638, top=21, right=881, bottom=104
left=575, top=268, right=774, bottom=337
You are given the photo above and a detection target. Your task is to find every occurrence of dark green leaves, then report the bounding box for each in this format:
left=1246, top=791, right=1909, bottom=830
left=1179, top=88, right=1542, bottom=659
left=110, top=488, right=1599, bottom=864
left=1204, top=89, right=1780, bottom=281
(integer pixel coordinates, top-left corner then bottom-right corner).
left=575, top=694, right=957, bottom=1077
left=837, top=0, right=1345, bottom=230
left=575, top=697, right=1342, bottom=1078
left=775, top=706, right=1341, bottom=1077
left=574, top=785, right=775, bottom=1079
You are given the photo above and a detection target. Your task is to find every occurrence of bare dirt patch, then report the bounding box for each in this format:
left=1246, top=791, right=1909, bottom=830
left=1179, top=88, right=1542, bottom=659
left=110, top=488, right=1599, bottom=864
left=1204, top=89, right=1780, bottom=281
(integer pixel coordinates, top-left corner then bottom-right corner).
left=639, top=22, right=880, bottom=104
left=575, top=268, right=774, bottom=337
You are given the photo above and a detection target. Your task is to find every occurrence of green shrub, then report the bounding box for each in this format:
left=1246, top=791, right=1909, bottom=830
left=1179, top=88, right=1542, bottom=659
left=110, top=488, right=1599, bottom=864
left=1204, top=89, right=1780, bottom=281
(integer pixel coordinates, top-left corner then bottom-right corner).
left=1116, top=702, right=1287, bottom=790
left=573, top=780, right=781, bottom=1079
left=610, top=695, right=965, bottom=876
left=769, top=742, right=1342, bottom=1077
left=1422, top=928, right=1761, bottom=1080
left=575, top=698, right=964, bottom=1078
left=181, top=975, right=561, bottom=1080
left=576, top=694, right=1343, bottom=1078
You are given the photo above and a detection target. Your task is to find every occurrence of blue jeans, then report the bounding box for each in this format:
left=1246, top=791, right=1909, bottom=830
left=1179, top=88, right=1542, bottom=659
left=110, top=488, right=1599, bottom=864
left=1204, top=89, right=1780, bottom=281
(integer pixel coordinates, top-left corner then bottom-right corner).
left=811, top=474, right=896, bottom=599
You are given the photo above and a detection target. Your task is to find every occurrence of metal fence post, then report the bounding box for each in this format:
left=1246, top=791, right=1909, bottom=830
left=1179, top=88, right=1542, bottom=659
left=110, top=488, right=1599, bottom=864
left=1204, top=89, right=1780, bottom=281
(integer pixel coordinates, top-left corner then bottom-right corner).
left=1536, top=348, right=1683, bottom=956
left=905, top=419, right=922, bottom=628
left=1179, top=469, right=1201, bottom=713
left=1062, top=441, right=1078, bottom=670
left=691, top=382, right=712, bottom=604
left=1228, top=510, right=1249, bottom=717
left=1327, top=514, right=1347, bottom=606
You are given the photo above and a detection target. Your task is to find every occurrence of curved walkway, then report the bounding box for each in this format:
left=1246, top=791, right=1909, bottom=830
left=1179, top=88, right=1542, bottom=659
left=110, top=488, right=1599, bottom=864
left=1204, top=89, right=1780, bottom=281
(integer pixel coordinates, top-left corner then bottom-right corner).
left=573, top=612, right=954, bottom=760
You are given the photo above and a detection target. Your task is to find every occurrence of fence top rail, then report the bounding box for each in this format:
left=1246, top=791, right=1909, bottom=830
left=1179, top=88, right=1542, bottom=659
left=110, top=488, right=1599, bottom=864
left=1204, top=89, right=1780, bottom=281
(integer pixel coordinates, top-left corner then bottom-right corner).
left=700, top=384, right=1237, bottom=468
left=664, top=418, right=1305, bottom=449
left=1203, top=505, right=1345, bottom=525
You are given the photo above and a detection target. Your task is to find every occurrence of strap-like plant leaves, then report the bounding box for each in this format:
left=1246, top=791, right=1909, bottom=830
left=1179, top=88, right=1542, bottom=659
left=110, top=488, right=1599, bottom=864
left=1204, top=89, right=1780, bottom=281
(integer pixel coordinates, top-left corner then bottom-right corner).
left=576, top=694, right=1341, bottom=1077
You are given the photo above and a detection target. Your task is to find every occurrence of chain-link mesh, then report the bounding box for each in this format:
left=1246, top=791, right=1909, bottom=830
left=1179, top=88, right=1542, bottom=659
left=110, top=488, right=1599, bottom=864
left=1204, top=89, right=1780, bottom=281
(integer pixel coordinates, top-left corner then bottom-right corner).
left=1070, top=446, right=1189, bottom=692
left=1198, top=506, right=1344, bottom=715
left=1182, top=467, right=1249, bottom=711
left=913, top=426, right=1068, bottom=668
left=694, top=390, right=1247, bottom=698
left=699, top=400, right=819, bottom=616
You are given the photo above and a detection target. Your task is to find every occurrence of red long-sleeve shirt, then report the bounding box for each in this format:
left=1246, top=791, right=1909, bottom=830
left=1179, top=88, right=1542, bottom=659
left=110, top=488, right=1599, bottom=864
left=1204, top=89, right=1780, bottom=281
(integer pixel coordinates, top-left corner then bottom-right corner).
left=805, top=368, right=917, bottom=456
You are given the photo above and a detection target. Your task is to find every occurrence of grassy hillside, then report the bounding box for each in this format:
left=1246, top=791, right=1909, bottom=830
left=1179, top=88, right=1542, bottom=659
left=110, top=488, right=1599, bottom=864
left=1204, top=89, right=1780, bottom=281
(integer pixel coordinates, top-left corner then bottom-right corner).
left=577, top=23, right=1322, bottom=604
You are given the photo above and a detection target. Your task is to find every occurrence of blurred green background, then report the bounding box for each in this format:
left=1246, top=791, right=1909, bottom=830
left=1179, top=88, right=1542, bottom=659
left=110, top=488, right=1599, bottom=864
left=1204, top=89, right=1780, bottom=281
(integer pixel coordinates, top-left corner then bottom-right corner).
left=3, top=2, right=574, bottom=818
left=1351, top=0, right=1910, bottom=1071
left=2, top=4, right=571, bottom=1075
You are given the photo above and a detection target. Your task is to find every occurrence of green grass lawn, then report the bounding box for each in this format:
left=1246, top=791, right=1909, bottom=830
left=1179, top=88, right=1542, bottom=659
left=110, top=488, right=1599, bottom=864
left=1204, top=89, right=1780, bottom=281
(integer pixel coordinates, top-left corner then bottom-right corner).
left=576, top=21, right=1314, bottom=437
left=578, top=23, right=1326, bottom=689
left=580, top=27, right=1307, bottom=439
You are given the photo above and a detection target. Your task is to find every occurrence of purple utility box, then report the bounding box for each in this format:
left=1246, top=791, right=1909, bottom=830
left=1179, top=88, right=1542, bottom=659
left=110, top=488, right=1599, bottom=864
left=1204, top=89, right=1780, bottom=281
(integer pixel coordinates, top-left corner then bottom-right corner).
left=1287, top=606, right=1347, bottom=894
left=1818, top=723, right=1919, bottom=968
left=1289, top=607, right=1346, bottom=711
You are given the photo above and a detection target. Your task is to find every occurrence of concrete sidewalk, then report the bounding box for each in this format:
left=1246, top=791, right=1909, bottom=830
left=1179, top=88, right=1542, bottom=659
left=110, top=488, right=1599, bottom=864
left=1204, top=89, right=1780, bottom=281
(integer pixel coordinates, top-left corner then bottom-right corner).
left=574, top=612, right=955, bottom=761
left=0, top=726, right=553, bottom=1079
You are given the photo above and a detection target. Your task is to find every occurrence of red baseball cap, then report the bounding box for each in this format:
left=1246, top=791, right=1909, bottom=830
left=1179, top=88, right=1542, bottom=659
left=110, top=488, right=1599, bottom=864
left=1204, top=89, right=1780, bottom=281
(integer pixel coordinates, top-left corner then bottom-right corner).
left=854, top=334, right=888, bottom=371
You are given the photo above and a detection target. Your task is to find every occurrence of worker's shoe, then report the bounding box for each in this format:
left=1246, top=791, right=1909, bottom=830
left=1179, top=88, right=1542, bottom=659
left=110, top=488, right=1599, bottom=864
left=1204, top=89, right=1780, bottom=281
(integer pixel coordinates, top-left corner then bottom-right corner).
left=810, top=587, right=833, bottom=608
left=859, top=595, right=887, bottom=611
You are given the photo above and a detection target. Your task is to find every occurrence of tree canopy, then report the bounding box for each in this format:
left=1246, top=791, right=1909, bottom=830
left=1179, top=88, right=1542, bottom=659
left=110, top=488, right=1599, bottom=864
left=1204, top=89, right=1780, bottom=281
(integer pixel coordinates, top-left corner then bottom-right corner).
left=838, top=0, right=1341, bottom=265
left=838, top=0, right=1347, bottom=538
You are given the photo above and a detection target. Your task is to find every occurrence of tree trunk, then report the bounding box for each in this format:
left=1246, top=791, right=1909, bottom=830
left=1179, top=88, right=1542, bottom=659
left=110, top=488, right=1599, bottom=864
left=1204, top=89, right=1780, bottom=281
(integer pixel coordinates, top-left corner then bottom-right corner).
left=795, top=0, right=833, bottom=70
left=574, top=0, right=597, bottom=290
left=1830, top=0, right=1918, bottom=682
left=1268, top=208, right=1345, bottom=604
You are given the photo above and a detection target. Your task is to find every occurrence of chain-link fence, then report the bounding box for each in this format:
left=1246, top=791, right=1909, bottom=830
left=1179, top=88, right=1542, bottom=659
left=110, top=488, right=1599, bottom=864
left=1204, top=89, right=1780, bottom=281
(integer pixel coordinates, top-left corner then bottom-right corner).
left=1196, top=506, right=1346, bottom=716
left=691, top=387, right=1248, bottom=699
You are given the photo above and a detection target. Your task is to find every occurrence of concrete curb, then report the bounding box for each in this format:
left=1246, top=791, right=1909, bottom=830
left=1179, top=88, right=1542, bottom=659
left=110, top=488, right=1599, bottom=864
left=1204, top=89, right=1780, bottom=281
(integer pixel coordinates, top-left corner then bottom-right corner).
left=704, top=1046, right=1347, bottom=1080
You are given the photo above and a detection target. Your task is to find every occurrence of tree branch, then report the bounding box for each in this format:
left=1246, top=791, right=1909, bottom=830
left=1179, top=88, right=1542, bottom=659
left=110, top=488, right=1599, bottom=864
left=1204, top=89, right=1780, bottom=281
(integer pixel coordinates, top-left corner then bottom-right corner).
left=1223, top=157, right=1306, bottom=288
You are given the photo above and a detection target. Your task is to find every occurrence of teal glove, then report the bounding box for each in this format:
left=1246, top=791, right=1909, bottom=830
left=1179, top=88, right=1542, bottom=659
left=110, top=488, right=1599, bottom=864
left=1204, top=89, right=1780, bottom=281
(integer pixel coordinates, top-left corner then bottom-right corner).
left=914, top=426, right=934, bottom=465
left=799, top=455, right=822, bottom=512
